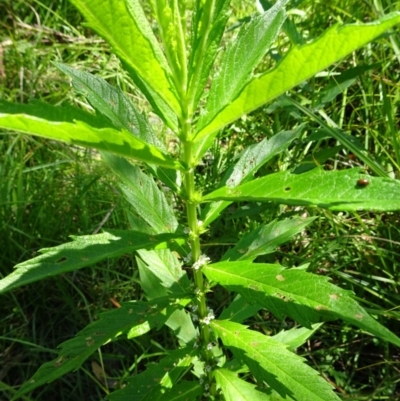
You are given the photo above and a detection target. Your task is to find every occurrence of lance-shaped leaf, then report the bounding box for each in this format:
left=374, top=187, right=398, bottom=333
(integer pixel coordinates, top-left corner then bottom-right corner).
left=0, top=102, right=182, bottom=170
left=203, top=168, right=400, bottom=211
left=214, top=368, right=274, bottom=401
left=272, top=323, right=324, bottom=351
left=222, top=217, right=316, bottom=261
left=195, top=12, right=400, bottom=139
left=204, top=262, right=400, bottom=346
left=137, top=249, right=189, bottom=298
left=197, top=0, right=287, bottom=132
left=0, top=231, right=185, bottom=294
left=211, top=320, right=340, bottom=401
left=69, top=0, right=181, bottom=126
left=12, top=299, right=179, bottom=400
left=189, top=0, right=232, bottom=110
left=201, top=127, right=302, bottom=226
left=54, top=62, right=163, bottom=148
left=136, top=252, right=197, bottom=344
left=108, top=347, right=196, bottom=401
left=102, top=153, right=179, bottom=232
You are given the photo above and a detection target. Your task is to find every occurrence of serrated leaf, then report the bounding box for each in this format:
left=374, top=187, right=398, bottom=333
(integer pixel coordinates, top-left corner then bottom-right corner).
left=197, top=0, right=287, bottom=132
left=164, top=307, right=198, bottom=345
left=54, top=62, right=163, bottom=148
left=0, top=231, right=184, bottom=294
left=211, top=320, right=340, bottom=401
left=189, top=0, right=231, bottom=110
left=0, top=103, right=182, bottom=170
left=137, top=249, right=190, bottom=297
left=203, top=168, right=400, bottom=211
left=223, top=127, right=302, bottom=189
left=195, top=13, right=400, bottom=139
left=214, top=368, right=272, bottom=401
left=136, top=249, right=197, bottom=344
left=272, top=323, right=324, bottom=351
left=136, top=256, right=166, bottom=298
left=203, top=261, right=400, bottom=346
left=107, top=348, right=195, bottom=401
left=222, top=217, right=315, bottom=261
left=201, top=127, right=302, bottom=226
left=69, top=0, right=181, bottom=127
left=135, top=248, right=196, bottom=345
left=102, top=153, right=178, bottom=232
left=12, top=299, right=177, bottom=400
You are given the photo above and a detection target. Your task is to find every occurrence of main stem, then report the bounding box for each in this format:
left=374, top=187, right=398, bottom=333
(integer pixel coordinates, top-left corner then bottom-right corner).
left=181, top=126, right=215, bottom=387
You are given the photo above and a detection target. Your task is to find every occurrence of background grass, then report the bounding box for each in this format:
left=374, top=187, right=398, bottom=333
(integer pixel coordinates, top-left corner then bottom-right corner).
left=1, top=0, right=400, bottom=400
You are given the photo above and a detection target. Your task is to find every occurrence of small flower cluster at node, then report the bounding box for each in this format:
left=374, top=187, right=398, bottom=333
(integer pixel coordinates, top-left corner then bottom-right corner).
left=205, top=364, right=212, bottom=372
left=201, top=308, right=215, bottom=325
left=199, top=375, right=211, bottom=398
left=183, top=227, right=191, bottom=235
left=206, top=341, right=217, bottom=351
left=192, top=254, right=211, bottom=271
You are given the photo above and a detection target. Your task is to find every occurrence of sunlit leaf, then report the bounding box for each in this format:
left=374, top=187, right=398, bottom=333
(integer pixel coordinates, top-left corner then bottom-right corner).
left=196, top=13, right=400, bottom=139
left=198, top=0, right=288, bottom=132
left=102, top=153, right=179, bottom=232
left=212, top=320, right=340, bottom=401
left=54, top=62, right=163, bottom=148
left=272, top=323, right=324, bottom=351
left=222, top=217, right=316, bottom=261
left=0, top=102, right=182, bottom=170
left=189, top=0, right=232, bottom=110
left=0, top=231, right=185, bottom=293
left=204, top=261, right=400, bottom=346
left=204, top=168, right=400, bottom=211
left=201, top=127, right=302, bottom=226
left=69, top=0, right=181, bottom=128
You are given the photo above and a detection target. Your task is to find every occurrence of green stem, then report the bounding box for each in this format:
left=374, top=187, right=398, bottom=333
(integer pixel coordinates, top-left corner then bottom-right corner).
left=181, top=138, right=215, bottom=389
left=178, top=3, right=217, bottom=388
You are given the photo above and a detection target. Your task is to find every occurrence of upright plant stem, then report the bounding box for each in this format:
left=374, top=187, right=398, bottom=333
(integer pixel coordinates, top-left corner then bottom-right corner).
left=182, top=133, right=214, bottom=387
left=177, top=1, right=218, bottom=388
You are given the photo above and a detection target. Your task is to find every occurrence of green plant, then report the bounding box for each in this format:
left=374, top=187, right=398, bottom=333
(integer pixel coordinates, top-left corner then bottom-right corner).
left=1, top=0, right=400, bottom=399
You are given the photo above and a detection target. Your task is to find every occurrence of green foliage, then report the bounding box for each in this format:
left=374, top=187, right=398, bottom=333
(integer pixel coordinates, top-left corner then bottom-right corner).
left=204, top=168, right=400, bottom=211
left=1, top=1, right=400, bottom=400
left=0, top=231, right=185, bottom=293
left=211, top=320, right=340, bottom=401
